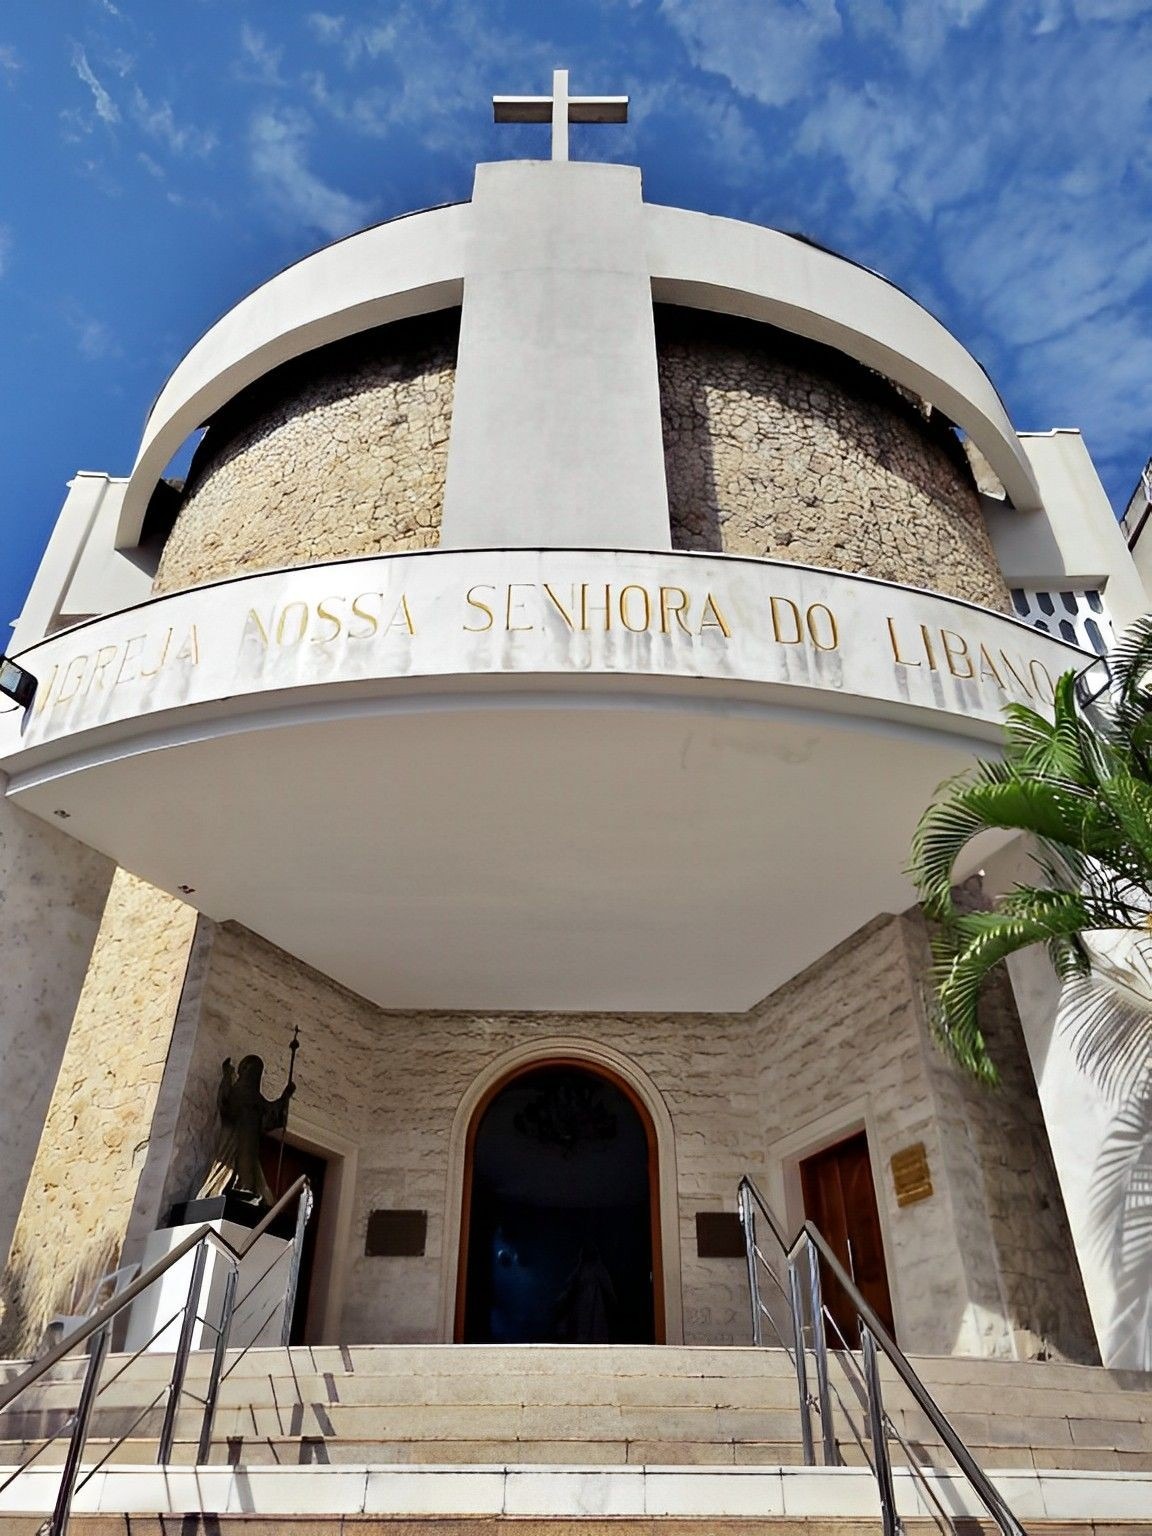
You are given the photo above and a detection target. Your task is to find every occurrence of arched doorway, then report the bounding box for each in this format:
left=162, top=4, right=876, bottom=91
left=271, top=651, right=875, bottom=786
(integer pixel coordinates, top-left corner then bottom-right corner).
left=457, top=1062, right=662, bottom=1343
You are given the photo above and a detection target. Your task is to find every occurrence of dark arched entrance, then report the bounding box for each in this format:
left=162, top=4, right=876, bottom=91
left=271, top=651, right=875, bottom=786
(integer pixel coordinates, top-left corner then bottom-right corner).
left=458, top=1063, right=659, bottom=1344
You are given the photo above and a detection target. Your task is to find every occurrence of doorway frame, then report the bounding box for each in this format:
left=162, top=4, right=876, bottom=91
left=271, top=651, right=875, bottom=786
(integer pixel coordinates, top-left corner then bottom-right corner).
left=441, top=1039, right=683, bottom=1344
left=273, top=1109, right=359, bottom=1344
left=766, top=1097, right=907, bottom=1346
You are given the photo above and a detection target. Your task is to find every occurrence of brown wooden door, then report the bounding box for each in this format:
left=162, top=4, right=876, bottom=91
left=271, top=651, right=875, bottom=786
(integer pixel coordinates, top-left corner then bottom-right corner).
left=259, top=1137, right=328, bottom=1344
left=799, top=1131, right=895, bottom=1347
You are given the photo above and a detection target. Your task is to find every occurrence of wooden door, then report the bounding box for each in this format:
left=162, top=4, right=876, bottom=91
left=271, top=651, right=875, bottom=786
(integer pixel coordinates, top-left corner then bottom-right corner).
left=259, top=1137, right=328, bottom=1344
left=799, top=1131, right=895, bottom=1347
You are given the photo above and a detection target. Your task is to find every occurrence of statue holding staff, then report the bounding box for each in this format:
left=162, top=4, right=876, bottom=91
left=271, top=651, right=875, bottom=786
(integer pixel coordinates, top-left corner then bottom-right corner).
left=197, top=1051, right=296, bottom=1209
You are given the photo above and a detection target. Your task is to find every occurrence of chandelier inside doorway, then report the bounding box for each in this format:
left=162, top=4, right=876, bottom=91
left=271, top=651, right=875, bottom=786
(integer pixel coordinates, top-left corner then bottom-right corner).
left=513, top=1075, right=619, bottom=1158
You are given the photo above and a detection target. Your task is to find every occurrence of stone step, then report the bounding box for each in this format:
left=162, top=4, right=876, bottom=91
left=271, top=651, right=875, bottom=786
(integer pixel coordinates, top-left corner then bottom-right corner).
left=0, top=1461, right=1145, bottom=1527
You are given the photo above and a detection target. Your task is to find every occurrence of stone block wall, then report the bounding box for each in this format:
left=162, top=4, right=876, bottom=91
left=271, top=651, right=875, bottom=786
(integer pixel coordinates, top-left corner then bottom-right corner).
left=144, top=910, right=1092, bottom=1358
left=657, top=309, right=1012, bottom=611
left=153, top=313, right=458, bottom=595
left=2, top=887, right=1093, bottom=1361
left=903, top=912, right=1099, bottom=1363
left=753, top=910, right=1096, bottom=1363
left=0, top=797, right=113, bottom=1268
left=0, top=871, right=199, bottom=1356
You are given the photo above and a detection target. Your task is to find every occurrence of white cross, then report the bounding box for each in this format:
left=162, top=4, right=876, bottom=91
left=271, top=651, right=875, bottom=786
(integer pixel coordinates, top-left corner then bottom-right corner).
left=493, top=69, right=628, bottom=163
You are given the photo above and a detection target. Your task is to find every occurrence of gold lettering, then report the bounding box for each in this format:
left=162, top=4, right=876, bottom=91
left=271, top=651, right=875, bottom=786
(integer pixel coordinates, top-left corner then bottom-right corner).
left=243, top=609, right=272, bottom=648
left=505, top=583, right=534, bottom=632
left=388, top=595, right=417, bottom=635
left=886, top=617, right=920, bottom=667
left=174, top=626, right=200, bottom=666
left=141, top=629, right=172, bottom=679
left=659, top=586, right=692, bottom=635
left=55, top=655, right=89, bottom=706
left=464, top=585, right=495, bottom=632
left=580, top=583, right=612, bottom=632
left=543, top=583, right=576, bottom=629
left=997, top=651, right=1034, bottom=699
left=276, top=602, right=309, bottom=646
left=771, top=596, right=803, bottom=644
left=115, top=636, right=145, bottom=687
left=699, top=593, right=732, bottom=637
left=940, top=629, right=974, bottom=679
left=87, top=644, right=118, bottom=693
left=619, top=584, right=651, bottom=633
left=1029, top=658, right=1055, bottom=702
left=919, top=624, right=939, bottom=671
left=33, top=663, right=58, bottom=715
left=978, top=643, right=1005, bottom=688
left=805, top=603, right=838, bottom=651
left=314, top=597, right=344, bottom=644
left=349, top=593, right=381, bottom=639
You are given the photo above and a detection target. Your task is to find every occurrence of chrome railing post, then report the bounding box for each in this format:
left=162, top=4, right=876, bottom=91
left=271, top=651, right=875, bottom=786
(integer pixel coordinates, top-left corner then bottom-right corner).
left=279, top=1183, right=313, bottom=1347
left=738, top=1183, right=764, bottom=1347
left=197, top=1260, right=238, bottom=1464
left=861, top=1323, right=900, bottom=1536
left=786, top=1252, right=815, bottom=1466
left=49, top=1323, right=109, bottom=1536
left=157, top=1239, right=208, bottom=1465
left=804, top=1238, right=839, bottom=1467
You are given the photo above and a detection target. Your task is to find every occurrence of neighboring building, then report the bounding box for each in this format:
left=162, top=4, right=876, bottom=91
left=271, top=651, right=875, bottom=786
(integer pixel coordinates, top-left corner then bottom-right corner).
left=1, top=82, right=1151, bottom=1530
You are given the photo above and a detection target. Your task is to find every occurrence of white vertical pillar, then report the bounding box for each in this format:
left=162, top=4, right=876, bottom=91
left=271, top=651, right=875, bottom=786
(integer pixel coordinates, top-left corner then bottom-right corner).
left=987, top=839, right=1151, bottom=1368
left=441, top=160, right=671, bottom=551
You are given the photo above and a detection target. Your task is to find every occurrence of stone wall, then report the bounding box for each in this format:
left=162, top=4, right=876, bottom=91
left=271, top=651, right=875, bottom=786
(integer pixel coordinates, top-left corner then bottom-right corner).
left=0, top=797, right=113, bottom=1268
left=3, top=887, right=1091, bottom=1360
left=753, top=910, right=1096, bottom=1363
left=145, top=910, right=1092, bottom=1358
left=904, top=912, right=1099, bottom=1363
left=657, top=310, right=1012, bottom=611
left=153, top=314, right=458, bottom=595
left=161, top=920, right=762, bottom=1347
left=0, top=872, right=199, bottom=1356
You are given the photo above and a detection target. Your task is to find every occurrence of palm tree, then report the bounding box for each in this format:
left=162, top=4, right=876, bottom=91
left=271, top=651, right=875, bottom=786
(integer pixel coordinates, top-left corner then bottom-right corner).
left=909, top=613, right=1152, bottom=1086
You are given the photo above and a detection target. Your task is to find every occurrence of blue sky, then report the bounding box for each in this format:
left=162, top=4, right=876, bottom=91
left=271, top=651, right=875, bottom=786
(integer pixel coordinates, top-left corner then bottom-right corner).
left=1, top=0, right=1151, bottom=644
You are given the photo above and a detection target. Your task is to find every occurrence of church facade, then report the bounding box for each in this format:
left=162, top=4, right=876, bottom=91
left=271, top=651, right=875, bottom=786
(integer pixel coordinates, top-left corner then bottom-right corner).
left=1, top=118, right=1149, bottom=1407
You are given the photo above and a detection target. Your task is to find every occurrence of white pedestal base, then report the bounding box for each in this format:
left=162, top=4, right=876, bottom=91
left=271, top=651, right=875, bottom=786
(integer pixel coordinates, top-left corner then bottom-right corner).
left=123, top=1220, right=291, bottom=1353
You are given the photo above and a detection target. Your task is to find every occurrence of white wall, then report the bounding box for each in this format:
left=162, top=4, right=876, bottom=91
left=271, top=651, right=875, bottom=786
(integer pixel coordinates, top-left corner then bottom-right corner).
left=984, top=837, right=1151, bottom=1369
left=986, top=431, right=1149, bottom=629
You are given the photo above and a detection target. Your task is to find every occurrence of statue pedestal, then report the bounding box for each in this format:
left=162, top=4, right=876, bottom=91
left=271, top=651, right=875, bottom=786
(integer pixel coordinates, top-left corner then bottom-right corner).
left=123, top=1218, right=292, bottom=1353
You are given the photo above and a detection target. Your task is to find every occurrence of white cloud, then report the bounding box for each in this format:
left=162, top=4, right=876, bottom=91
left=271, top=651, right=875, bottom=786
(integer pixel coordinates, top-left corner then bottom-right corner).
left=660, top=0, right=841, bottom=106
left=0, top=226, right=11, bottom=277
left=71, top=45, right=119, bottom=125
left=307, top=13, right=346, bottom=41
left=249, top=107, right=374, bottom=237
left=1074, top=0, right=1152, bottom=17
left=239, top=23, right=285, bottom=85
left=0, top=44, right=22, bottom=81
left=70, top=314, right=118, bottom=361
left=131, top=85, right=217, bottom=156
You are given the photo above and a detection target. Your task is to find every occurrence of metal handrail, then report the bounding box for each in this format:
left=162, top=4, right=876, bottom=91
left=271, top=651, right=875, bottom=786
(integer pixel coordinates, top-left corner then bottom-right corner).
left=0, top=1177, right=311, bottom=1536
left=0, top=1175, right=310, bottom=1414
left=738, top=1175, right=1026, bottom=1536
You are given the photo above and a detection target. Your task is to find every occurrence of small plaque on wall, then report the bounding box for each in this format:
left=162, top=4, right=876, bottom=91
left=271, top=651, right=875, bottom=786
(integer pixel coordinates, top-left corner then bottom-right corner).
left=365, top=1209, right=427, bottom=1257
left=695, top=1211, right=746, bottom=1258
left=890, top=1144, right=933, bottom=1207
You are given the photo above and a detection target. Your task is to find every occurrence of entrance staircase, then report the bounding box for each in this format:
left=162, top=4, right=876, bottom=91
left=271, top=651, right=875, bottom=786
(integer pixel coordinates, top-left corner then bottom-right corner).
left=1, top=1343, right=1151, bottom=1530
left=1, top=1176, right=1150, bottom=1532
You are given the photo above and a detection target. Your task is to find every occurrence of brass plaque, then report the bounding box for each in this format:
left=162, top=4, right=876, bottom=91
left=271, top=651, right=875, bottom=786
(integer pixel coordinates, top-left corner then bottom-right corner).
left=695, top=1211, right=746, bottom=1259
left=365, top=1209, right=427, bottom=1257
left=890, top=1143, right=933, bottom=1207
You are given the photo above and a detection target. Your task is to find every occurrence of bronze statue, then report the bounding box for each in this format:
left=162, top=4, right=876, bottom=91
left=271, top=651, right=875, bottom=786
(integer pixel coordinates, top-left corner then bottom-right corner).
left=197, top=1054, right=295, bottom=1208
